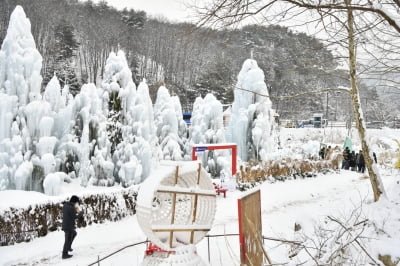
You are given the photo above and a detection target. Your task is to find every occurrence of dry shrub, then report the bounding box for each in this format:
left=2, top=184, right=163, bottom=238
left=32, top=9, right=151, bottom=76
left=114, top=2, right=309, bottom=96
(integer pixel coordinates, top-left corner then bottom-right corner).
left=379, top=150, right=397, bottom=164
left=238, top=154, right=341, bottom=183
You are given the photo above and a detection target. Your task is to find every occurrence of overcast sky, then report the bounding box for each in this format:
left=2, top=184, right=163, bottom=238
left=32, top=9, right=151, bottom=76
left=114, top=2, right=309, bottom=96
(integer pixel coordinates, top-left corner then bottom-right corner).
left=92, top=0, right=192, bottom=22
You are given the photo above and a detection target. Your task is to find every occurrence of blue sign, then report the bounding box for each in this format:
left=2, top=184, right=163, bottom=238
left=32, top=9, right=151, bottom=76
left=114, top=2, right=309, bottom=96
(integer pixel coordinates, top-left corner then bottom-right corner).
left=195, top=146, right=207, bottom=152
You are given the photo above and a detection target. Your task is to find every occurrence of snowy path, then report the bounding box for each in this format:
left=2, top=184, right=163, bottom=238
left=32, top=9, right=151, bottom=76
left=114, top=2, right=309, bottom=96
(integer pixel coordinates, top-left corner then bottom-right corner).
left=1, top=170, right=398, bottom=266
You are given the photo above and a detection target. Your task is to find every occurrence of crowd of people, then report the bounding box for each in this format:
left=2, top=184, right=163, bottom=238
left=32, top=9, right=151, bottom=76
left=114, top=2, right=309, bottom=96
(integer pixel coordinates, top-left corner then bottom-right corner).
left=341, top=148, right=378, bottom=173
left=342, top=147, right=365, bottom=172
left=319, top=145, right=377, bottom=174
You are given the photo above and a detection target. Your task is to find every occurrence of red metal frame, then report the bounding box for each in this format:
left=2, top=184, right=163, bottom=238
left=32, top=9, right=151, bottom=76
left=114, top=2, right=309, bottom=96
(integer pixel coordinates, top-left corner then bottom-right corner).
left=191, top=144, right=237, bottom=176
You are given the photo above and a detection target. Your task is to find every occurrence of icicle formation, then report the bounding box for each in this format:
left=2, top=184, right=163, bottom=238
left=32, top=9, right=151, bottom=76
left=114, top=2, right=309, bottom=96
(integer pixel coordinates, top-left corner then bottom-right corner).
left=0, top=6, right=190, bottom=193
left=0, top=6, right=44, bottom=191
left=74, top=83, right=113, bottom=187
left=0, top=6, right=76, bottom=193
left=154, top=86, right=185, bottom=161
left=102, top=50, right=136, bottom=116
left=102, top=50, right=136, bottom=155
left=114, top=80, right=157, bottom=186
left=0, top=5, right=42, bottom=106
left=228, top=59, right=276, bottom=161
left=190, top=93, right=228, bottom=176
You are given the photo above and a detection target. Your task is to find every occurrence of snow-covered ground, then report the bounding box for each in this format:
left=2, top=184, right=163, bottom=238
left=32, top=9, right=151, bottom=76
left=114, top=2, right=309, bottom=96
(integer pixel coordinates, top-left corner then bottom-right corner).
left=1, top=167, right=399, bottom=265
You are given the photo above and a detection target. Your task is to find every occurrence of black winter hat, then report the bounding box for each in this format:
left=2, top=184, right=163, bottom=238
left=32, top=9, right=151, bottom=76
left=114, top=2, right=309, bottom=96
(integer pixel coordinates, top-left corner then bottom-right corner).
left=70, top=195, right=80, bottom=203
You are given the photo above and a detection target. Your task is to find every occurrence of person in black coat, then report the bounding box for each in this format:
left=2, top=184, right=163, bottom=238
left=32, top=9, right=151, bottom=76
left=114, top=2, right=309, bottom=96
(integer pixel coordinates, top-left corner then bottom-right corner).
left=62, top=195, right=83, bottom=259
left=357, top=150, right=365, bottom=173
left=349, top=151, right=356, bottom=171
left=373, top=152, right=378, bottom=164
left=342, top=147, right=350, bottom=170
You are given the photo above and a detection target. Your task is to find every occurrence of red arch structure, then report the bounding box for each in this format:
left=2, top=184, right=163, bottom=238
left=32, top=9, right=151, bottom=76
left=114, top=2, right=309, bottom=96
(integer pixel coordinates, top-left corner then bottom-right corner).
left=191, top=143, right=237, bottom=176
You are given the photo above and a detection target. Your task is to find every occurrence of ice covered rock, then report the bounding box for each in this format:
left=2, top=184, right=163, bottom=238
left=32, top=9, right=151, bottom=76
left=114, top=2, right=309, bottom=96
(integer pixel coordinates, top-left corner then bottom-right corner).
left=25, top=101, right=51, bottom=139
left=39, top=116, right=54, bottom=138
left=0, top=93, right=18, bottom=140
left=41, top=153, right=56, bottom=176
left=44, top=75, right=62, bottom=112
left=36, top=137, right=57, bottom=157
left=0, top=165, right=9, bottom=190
left=90, top=150, right=114, bottom=186
left=43, top=172, right=66, bottom=196
left=119, top=159, right=142, bottom=187
left=14, top=161, right=33, bottom=190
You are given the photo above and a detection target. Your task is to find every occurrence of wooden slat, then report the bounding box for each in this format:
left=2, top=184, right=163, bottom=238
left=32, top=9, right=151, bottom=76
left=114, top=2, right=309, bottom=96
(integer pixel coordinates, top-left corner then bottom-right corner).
left=157, top=189, right=215, bottom=197
left=153, top=228, right=210, bottom=232
left=169, top=165, right=179, bottom=248
left=190, top=163, right=202, bottom=243
left=152, top=224, right=212, bottom=231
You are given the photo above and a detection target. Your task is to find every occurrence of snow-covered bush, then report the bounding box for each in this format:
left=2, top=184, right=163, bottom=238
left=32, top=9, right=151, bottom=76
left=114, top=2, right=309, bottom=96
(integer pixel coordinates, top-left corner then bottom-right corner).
left=190, top=93, right=229, bottom=176
left=14, top=161, right=33, bottom=190
left=302, top=140, right=321, bottom=159
left=154, top=86, right=185, bottom=160
left=228, top=59, right=276, bottom=162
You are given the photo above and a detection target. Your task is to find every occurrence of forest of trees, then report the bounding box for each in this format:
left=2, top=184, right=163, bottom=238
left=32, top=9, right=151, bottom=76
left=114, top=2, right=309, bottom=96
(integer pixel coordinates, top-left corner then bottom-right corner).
left=0, top=0, right=391, bottom=121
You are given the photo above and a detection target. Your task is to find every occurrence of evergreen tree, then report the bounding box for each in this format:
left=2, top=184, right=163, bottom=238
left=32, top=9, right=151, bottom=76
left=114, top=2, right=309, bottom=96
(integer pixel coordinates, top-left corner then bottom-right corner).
left=194, top=59, right=234, bottom=104
left=44, top=19, right=80, bottom=95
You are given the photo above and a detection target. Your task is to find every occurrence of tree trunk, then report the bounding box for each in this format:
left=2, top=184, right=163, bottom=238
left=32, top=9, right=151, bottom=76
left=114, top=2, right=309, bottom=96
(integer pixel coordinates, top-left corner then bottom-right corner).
left=346, top=0, right=384, bottom=201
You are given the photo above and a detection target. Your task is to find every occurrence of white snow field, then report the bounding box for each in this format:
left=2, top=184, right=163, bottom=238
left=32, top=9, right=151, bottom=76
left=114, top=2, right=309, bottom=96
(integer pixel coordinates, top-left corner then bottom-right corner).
left=1, top=167, right=399, bottom=265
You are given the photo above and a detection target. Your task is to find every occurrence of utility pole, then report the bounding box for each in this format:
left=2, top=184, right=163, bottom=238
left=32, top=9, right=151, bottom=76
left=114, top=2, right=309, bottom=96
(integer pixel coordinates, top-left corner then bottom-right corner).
left=364, top=98, right=368, bottom=125
left=325, top=92, right=329, bottom=120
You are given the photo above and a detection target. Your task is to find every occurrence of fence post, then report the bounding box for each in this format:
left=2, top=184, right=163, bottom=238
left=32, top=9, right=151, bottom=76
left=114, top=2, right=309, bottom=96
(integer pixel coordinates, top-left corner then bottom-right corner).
left=97, top=255, right=100, bottom=266
left=207, top=236, right=210, bottom=262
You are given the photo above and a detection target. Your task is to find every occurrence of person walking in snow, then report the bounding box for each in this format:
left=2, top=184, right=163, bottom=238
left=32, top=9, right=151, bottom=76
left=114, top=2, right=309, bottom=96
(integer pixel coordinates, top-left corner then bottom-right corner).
left=349, top=151, right=356, bottom=171
left=325, top=146, right=332, bottom=160
left=357, top=150, right=365, bottom=173
left=342, top=147, right=350, bottom=170
left=319, top=147, right=326, bottom=160
left=62, top=195, right=83, bottom=259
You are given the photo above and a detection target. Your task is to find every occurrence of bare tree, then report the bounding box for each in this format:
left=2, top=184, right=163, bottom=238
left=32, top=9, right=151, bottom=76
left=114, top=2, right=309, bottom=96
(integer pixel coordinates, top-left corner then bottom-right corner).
left=194, top=0, right=400, bottom=201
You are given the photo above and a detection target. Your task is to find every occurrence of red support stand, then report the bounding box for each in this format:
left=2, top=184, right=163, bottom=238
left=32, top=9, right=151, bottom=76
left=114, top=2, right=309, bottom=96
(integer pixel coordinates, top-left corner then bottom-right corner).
left=192, top=143, right=237, bottom=176
left=145, top=242, right=174, bottom=256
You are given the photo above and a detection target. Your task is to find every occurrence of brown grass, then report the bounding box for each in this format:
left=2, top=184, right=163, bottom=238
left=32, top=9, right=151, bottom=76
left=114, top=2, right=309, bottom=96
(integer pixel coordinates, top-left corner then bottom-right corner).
left=238, top=151, right=343, bottom=183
